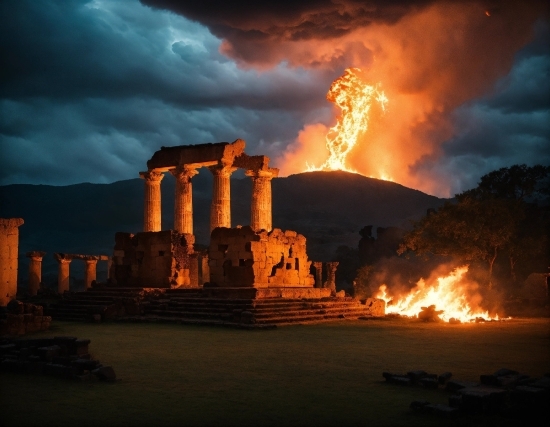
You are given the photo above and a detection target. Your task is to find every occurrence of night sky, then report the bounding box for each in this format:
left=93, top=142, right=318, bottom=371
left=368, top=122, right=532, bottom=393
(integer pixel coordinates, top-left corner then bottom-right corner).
left=1, top=0, right=548, bottom=197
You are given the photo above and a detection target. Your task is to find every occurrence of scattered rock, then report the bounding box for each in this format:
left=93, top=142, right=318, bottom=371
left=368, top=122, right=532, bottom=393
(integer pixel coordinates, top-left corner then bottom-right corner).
left=92, top=366, right=116, bottom=382
left=0, top=336, right=116, bottom=384
left=417, top=305, right=444, bottom=322
left=445, top=380, right=479, bottom=392
left=438, top=372, right=452, bottom=384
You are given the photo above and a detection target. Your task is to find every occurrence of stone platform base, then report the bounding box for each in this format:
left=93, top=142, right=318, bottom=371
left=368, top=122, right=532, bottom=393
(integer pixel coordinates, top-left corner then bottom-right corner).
left=201, top=287, right=332, bottom=300
left=42, top=286, right=385, bottom=327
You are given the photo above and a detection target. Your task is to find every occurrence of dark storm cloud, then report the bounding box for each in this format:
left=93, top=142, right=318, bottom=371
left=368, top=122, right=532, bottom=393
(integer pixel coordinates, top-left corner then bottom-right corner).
left=412, top=23, right=550, bottom=196
left=0, top=0, right=330, bottom=109
left=141, top=0, right=433, bottom=64
left=141, top=0, right=432, bottom=39
left=0, top=0, right=336, bottom=185
left=1, top=0, right=548, bottom=196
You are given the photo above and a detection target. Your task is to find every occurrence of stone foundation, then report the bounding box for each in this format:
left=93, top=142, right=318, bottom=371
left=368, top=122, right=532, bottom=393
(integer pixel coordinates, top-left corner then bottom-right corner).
left=112, top=231, right=196, bottom=288
left=202, top=287, right=332, bottom=299
left=208, top=226, right=315, bottom=288
left=0, top=300, right=51, bottom=336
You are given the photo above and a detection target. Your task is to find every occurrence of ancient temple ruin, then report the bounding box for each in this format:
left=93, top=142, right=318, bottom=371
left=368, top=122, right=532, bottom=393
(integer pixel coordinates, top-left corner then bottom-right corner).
left=112, top=139, right=293, bottom=291
left=2, top=139, right=384, bottom=327
left=138, top=139, right=278, bottom=234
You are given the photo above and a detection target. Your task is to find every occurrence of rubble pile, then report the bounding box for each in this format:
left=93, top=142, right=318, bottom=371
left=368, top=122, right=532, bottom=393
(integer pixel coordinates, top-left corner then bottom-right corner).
left=0, top=336, right=116, bottom=382
left=383, top=368, right=550, bottom=420
left=0, top=300, right=51, bottom=337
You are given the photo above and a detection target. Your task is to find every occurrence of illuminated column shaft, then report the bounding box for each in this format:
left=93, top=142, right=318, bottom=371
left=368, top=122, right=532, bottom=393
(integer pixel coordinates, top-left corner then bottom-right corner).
left=85, top=258, right=98, bottom=289
left=0, top=218, right=24, bottom=306
left=209, top=165, right=236, bottom=232
left=54, top=254, right=72, bottom=294
left=246, top=168, right=278, bottom=232
left=26, top=251, right=46, bottom=296
left=140, top=171, right=164, bottom=232
left=172, top=167, right=198, bottom=234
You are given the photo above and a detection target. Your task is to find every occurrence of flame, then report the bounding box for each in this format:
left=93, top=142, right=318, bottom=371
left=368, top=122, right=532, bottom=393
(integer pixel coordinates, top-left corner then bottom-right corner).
left=306, top=68, right=388, bottom=175
left=375, top=266, right=501, bottom=323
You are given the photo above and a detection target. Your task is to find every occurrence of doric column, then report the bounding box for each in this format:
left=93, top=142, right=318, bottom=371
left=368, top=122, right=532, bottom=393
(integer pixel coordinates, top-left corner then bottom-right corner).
left=312, top=261, right=323, bottom=289
left=139, top=170, right=164, bottom=232
left=171, top=166, right=198, bottom=234
left=84, top=256, right=99, bottom=289
left=245, top=168, right=278, bottom=232
left=54, top=253, right=72, bottom=294
left=324, top=262, right=339, bottom=294
left=0, top=218, right=24, bottom=305
left=208, top=165, right=236, bottom=232
left=26, top=251, right=46, bottom=296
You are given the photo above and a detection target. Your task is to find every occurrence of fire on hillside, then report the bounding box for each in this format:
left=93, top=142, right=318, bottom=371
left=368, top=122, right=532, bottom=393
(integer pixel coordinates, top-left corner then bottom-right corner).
left=374, top=266, right=507, bottom=323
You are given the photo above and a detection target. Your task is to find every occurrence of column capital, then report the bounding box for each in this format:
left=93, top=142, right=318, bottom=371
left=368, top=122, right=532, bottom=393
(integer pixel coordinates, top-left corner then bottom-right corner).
left=26, top=251, right=46, bottom=260
left=171, top=166, right=198, bottom=182
left=54, top=253, right=73, bottom=263
left=139, top=170, right=164, bottom=182
left=245, top=168, right=279, bottom=179
left=0, top=218, right=24, bottom=228
left=208, top=164, right=237, bottom=177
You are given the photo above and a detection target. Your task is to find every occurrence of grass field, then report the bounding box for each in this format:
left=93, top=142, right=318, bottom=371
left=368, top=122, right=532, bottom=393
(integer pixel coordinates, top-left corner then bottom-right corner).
left=2, top=318, right=549, bottom=426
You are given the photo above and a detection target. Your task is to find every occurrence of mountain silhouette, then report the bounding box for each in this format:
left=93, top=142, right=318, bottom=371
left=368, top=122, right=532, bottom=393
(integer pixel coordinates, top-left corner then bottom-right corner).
left=0, top=171, right=446, bottom=286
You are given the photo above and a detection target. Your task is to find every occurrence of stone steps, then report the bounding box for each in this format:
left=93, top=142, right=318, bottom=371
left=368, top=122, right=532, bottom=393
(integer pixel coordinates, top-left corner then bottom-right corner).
left=143, top=296, right=372, bottom=325
left=43, top=287, right=381, bottom=327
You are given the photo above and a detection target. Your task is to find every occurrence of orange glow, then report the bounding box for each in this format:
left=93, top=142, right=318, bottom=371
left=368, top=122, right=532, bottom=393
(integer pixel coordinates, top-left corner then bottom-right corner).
left=272, top=2, right=538, bottom=196
left=375, top=266, right=502, bottom=322
left=306, top=68, right=388, bottom=175
left=485, top=10, right=491, bottom=17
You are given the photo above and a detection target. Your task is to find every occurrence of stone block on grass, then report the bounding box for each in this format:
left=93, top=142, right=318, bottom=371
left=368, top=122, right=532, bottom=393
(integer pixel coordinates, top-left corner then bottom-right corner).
left=92, top=366, right=116, bottom=382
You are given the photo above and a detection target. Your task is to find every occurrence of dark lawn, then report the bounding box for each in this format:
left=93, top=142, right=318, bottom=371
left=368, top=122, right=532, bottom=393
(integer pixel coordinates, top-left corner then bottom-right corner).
left=1, top=318, right=549, bottom=426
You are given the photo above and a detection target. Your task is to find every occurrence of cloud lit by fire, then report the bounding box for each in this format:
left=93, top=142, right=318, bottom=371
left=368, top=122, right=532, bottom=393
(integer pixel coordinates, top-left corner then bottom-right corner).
left=270, top=2, right=547, bottom=195
left=0, top=0, right=548, bottom=197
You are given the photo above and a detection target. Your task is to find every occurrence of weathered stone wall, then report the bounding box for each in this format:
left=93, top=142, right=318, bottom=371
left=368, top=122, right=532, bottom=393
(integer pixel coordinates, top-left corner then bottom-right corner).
left=0, top=218, right=24, bottom=306
left=0, top=300, right=51, bottom=336
left=208, top=226, right=315, bottom=288
left=112, top=231, right=195, bottom=288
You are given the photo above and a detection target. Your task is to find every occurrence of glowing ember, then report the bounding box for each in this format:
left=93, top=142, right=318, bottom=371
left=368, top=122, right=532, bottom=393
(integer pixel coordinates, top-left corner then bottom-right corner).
left=375, top=266, right=501, bottom=323
left=306, top=68, right=388, bottom=174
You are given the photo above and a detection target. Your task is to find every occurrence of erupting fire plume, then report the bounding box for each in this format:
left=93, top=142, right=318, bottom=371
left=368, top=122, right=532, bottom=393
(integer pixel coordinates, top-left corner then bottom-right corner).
left=375, top=266, right=501, bottom=323
left=306, top=68, right=388, bottom=173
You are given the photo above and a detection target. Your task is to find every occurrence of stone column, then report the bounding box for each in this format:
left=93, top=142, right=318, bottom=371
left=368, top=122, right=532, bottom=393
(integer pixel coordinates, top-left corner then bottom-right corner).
left=245, top=168, right=278, bottom=232
left=26, top=251, right=46, bottom=296
left=324, top=262, right=339, bottom=294
left=54, top=253, right=72, bottom=294
left=312, top=261, right=323, bottom=289
left=0, top=218, right=24, bottom=306
left=171, top=166, right=198, bottom=234
left=208, top=165, right=236, bottom=232
left=139, top=170, right=164, bottom=232
left=84, top=256, right=99, bottom=289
